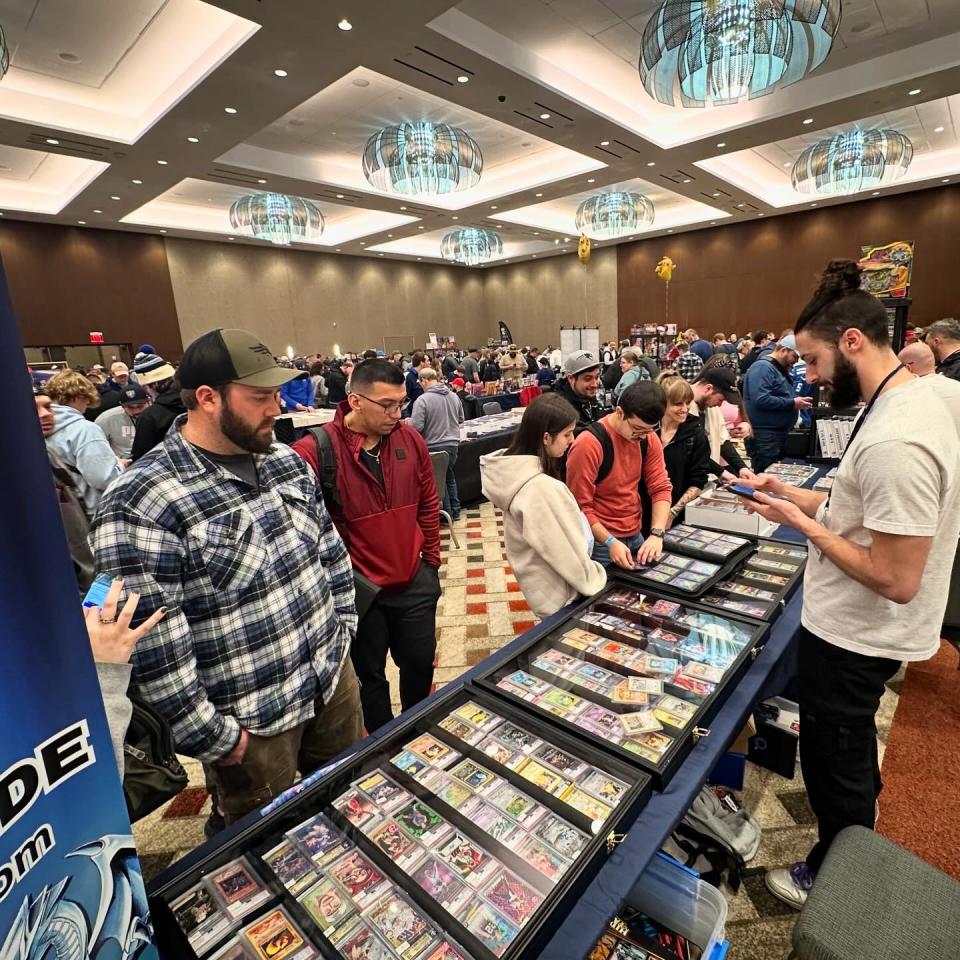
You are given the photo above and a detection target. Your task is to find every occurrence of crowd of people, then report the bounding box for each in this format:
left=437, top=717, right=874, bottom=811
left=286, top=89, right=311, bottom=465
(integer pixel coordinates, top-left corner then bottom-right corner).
left=31, top=265, right=960, bottom=911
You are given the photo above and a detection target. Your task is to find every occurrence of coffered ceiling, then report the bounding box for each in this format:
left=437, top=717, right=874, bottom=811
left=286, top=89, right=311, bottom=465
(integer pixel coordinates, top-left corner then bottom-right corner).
left=0, top=0, right=956, bottom=266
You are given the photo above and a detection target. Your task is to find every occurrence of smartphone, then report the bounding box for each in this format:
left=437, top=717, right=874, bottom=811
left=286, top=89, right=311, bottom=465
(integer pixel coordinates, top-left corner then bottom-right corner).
left=82, top=573, right=114, bottom=609
left=725, top=482, right=759, bottom=500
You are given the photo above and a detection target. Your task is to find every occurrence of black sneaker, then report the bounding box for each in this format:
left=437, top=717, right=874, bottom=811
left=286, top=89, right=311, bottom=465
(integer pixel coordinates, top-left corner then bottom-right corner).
left=204, top=809, right=225, bottom=839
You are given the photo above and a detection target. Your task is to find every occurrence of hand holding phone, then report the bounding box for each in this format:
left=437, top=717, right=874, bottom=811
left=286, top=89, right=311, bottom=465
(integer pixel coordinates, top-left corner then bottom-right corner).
left=725, top=482, right=759, bottom=500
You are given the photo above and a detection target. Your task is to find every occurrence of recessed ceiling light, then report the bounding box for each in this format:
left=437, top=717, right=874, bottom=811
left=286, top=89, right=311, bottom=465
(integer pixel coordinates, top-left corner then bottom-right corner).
left=224, top=106, right=238, bottom=114
left=667, top=229, right=673, bottom=233
left=110, top=195, right=120, bottom=201
left=563, top=237, right=570, bottom=241
left=451, top=216, right=459, bottom=220
left=554, top=239, right=559, bottom=244
left=45, top=138, right=59, bottom=145
left=274, top=68, right=288, bottom=77
left=682, top=178, right=692, bottom=183
left=131, top=179, right=142, bottom=184
left=418, top=226, right=425, bottom=230
left=710, top=221, right=717, bottom=225
left=360, top=242, right=365, bottom=246
left=157, top=159, right=168, bottom=165
left=379, top=253, right=384, bottom=256
left=399, top=205, right=407, bottom=210
left=77, top=220, right=86, bottom=225
left=532, top=255, right=537, bottom=258
left=257, top=178, right=267, bottom=184
left=600, top=140, right=610, bottom=146
left=587, top=179, right=595, bottom=183
left=534, top=232, right=539, bottom=235
left=187, top=136, right=199, bottom=143
left=802, top=118, right=814, bottom=125
left=873, top=191, right=880, bottom=195
left=457, top=75, right=469, bottom=83
left=228, top=236, right=235, bottom=240
left=716, top=142, right=726, bottom=148
left=758, top=213, right=765, bottom=217
left=336, top=248, right=341, bottom=252
left=160, top=229, right=167, bottom=233
left=908, top=88, right=921, bottom=96
left=712, top=192, right=721, bottom=197
left=810, top=202, right=817, bottom=207
left=93, top=209, right=103, bottom=214
left=647, top=161, right=656, bottom=167
left=535, top=193, right=543, bottom=197
left=935, top=126, right=945, bottom=133
left=784, top=161, right=791, bottom=167
left=539, top=113, right=551, bottom=120
left=490, top=205, right=497, bottom=209
left=58, top=51, right=81, bottom=63
left=943, top=178, right=951, bottom=183
left=387, top=234, right=393, bottom=237
left=338, top=18, right=352, bottom=31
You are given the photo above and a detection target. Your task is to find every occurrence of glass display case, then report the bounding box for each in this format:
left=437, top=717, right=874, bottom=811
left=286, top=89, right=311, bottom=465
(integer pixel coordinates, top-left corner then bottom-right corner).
left=476, top=578, right=768, bottom=786
left=149, top=685, right=651, bottom=960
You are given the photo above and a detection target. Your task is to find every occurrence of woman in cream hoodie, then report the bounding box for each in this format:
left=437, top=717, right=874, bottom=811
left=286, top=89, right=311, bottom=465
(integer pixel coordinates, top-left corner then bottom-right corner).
left=481, top=394, right=606, bottom=617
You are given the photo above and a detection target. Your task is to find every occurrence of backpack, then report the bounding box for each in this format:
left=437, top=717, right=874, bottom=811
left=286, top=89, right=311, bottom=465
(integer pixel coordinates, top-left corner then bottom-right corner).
left=584, top=423, right=651, bottom=536
left=602, top=362, right=623, bottom=391
left=309, top=426, right=340, bottom=508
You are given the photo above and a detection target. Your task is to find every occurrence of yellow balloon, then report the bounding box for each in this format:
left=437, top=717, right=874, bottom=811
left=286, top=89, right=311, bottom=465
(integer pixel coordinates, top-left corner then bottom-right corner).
left=578, top=234, right=592, bottom=264
left=655, top=256, right=676, bottom=283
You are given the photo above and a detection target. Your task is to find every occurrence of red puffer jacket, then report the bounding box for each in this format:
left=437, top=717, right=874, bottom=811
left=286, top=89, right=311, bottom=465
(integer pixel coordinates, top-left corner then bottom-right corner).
left=292, top=403, right=441, bottom=590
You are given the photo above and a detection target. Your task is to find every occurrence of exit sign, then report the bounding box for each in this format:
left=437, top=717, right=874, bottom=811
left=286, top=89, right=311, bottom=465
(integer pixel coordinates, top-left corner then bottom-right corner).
left=89, top=331, right=104, bottom=344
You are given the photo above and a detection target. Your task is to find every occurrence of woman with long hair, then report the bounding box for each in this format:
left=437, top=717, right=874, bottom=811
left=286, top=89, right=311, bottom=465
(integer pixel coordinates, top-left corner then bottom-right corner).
left=655, top=373, right=711, bottom=524
left=481, top=393, right=606, bottom=616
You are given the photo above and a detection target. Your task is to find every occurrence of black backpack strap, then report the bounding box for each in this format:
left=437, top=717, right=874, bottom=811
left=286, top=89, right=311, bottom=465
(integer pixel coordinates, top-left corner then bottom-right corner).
left=308, top=427, right=340, bottom=509
left=585, top=422, right=615, bottom=485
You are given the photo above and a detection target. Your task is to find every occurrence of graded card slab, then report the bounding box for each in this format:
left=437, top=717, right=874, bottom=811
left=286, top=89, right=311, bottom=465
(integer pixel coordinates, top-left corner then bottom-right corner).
left=491, top=720, right=542, bottom=754
left=609, top=684, right=649, bottom=706
left=263, top=841, right=317, bottom=895
left=458, top=900, right=519, bottom=958
left=641, top=655, right=679, bottom=676
left=604, top=587, right=640, bottom=607
left=620, top=710, right=663, bottom=737
left=461, top=798, right=520, bottom=844
left=653, top=707, right=690, bottom=731
left=627, top=676, right=665, bottom=695
left=533, top=814, right=590, bottom=860
left=488, top=783, right=546, bottom=826
left=671, top=673, right=716, bottom=698
left=333, top=920, right=394, bottom=960
left=561, top=786, right=613, bottom=822
left=288, top=813, right=351, bottom=866
left=391, top=750, right=431, bottom=778
left=536, top=648, right=581, bottom=672
left=482, top=870, right=544, bottom=927
left=631, top=731, right=673, bottom=757
left=449, top=758, right=498, bottom=792
left=682, top=661, right=725, bottom=685
left=211, top=860, right=260, bottom=905
left=407, top=733, right=460, bottom=767
left=532, top=743, right=588, bottom=780
left=357, top=770, right=412, bottom=813
left=515, top=758, right=571, bottom=796
left=478, top=736, right=525, bottom=770
left=243, top=909, right=306, bottom=960
left=641, top=569, right=673, bottom=583
left=328, top=850, right=389, bottom=907
left=516, top=835, right=570, bottom=881
left=298, top=877, right=357, bottom=939
left=453, top=701, right=502, bottom=731
left=574, top=662, right=620, bottom=688
left=395, top=801, right=452, bottom=847
left=580, top=705, right=622, bottom=736
left=748, top=557, right=798, bottom=572
left=171, top=885, right=229, bottom=951
left=503, top=669, right=551, bottom=696
left=436, top=833, right=499, bottom=887
left=366, top=892, right=439, bottom=958
left=369, top=819, right=427, bottom=871
left=412, top=857, right=473, bottom=915
left=739, top=568, right=789, bottom=586
left=650, top=598, right=683, bottom=619
left=579, top=770, right=629, bottom=805
left=657, top=694, right=698, bottom=719
left=434, top=778, right=474, bottom=811
left=437, top=715, right=483, bottom=743
left=561, top=626, right=603, bottom=649
left=332, top=788, right=377, bottom=828
left=423, top=943, right=469, bottom=960
left=208, top=940, right=247, bottom=960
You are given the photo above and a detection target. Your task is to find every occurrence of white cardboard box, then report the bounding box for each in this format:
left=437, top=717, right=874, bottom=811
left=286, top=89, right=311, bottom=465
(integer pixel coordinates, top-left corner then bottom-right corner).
left=684, top=491, right=778, bottom=538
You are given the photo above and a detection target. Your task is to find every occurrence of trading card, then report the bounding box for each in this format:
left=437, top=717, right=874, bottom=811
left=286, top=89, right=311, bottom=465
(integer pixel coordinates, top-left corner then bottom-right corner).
left=576, top=611, right=606, bottom=626
left=333, top=789, right=377, bottom=828
left=689, top=560, right=720, bottom=575
left=560, top=629, right=597, bottom=650
left=333, top=920, right=394, bottom=960
left=670, top=673, right=716, bottom=698
left=561, top=786, right=613, bottom=822
left=395, top=801, right=452, bottom=847
left=298, top=877, right=357, bottom=938
left=532, top=656, right=568, bottom=679
left=537, top=648, right=582, bottom=672
left=369, top=819, right=427, bottom=871
left=578, top=770, right=629, bottom=805
left=574, top=662, right=620, bottom=687
left=263, top=841, right=317, bottom=895
left=604, top=587, right=640, bottom=607
left=416, top=766, right=450, bottom=792
left=482, top=870, right=544, bottom=927
left=243, top=909, right=306, bottom=960
left=580, top=719, right=625, bottom=745
left=532, top=743, right=588, bottom=779
left=620, top=710, right=663, bottom=737
left=449, top=758, right=498, bottom=793
left=488, top=783, right=546, bottom=826
left=391, top=750, right=431, bottom=778
left=171, top=885, right=229, bottom=950
left=626, top=676, right=665, bottom=694
left=596, top=640, right=640, bottom=664
left=289, top=813, right=351, bottom=865
left=649, top=599, right=683, bottom=620
left=654, top=707, right=690, bottom=731
left=490, top=720, right=542, bottom=754
left=211, top=860, right=260, bottom=906
left=412, top=857, right=473, bottom=914
left=670, top=574, right=705, bottom=589
left=516, top=835, right=570, bottom=881
left=436, top=833, right=499, bottom=887
left=207, top=940, right=247, bottom=960
left=516, top=758, right=571, bottom=796
left=438, top=715, right=483, bottom=744
left=498, top=677, right=538, bottom=701
left=458, top=900, right=519, bottom=957
left=748, top=557, right=797, bottom=572
left=328, top=850, right=389, bottom=907
left=609, top=684, right=649, bottom=706
left=533, top=814, right=590, bottom=860
left=408, top=734, right=460, bottom=767
left=460, top=797, right=520, bottom=843
left=539, top=688, right=586, bottom=713
left=642, top=655, right=679, bottom=676
left=580, top=705, right=622, bottom=735
left=504, top=669, right=551, bottom=696
left=759, top=545, right=805, bottom=558
left=453, top=702, right=502, bottom=731
left=683, top=661, right=725, bottom=685
left=661, top=553, right=692, bottom=569
left=640, top=569, right=673, bottom=583
left=739, top=569, right=789, bottom=586
left=438, top=779, right=476, bottom=812
left=357, top=771, right=412, bottom=813
left=367, top=892, right=439, bottom=958
left=647, top=628, right=682, bottom=647
left=622, top=739, right=666, bottom=763
left=478, top=736, right=526, bottom=770
left=423, top=943, right=470, bottom=960
left=579, top=677, right=619, bottom=697
left=631, top=731, right=673, bottom=757
left=657, top=694, right=699, bottom=719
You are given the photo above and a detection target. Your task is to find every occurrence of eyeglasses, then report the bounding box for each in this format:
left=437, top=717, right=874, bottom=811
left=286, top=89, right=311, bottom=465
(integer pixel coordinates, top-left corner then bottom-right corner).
left=353, top=390, right=404, bottom=414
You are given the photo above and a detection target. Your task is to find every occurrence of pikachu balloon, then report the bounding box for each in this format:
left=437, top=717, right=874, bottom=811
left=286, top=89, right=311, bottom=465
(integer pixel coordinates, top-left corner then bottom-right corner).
left=655, top=256, right=676, bottom=283
left=578, top=234, right=592, bottom=264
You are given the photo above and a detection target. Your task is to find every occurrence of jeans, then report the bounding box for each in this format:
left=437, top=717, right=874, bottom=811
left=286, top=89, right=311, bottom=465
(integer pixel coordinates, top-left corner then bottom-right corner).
left=745, top=428, right=788, bottom=474
left=351, top=561, right=442, bottom=732
left=205, top=658, right=364, bottom=824
left=591, top=531, right=644, bottom=565
left=797, top=627, right=900, bottom=872
left=431, top=443, right=461, bottom=519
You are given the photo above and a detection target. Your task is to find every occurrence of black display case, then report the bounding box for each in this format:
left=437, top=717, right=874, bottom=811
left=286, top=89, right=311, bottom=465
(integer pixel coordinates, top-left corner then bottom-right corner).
left=148, top=683, right=651, bottom=960
left=475, top=578, right=768, bottom=787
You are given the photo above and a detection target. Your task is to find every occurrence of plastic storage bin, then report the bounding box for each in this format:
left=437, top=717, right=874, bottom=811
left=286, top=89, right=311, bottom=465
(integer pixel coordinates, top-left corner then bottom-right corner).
left=624, top=852, right=729, bottom=960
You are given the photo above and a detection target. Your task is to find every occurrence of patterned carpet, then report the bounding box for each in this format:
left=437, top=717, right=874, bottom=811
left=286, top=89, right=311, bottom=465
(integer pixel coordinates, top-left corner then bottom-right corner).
left=132, top=500, right=905, bottom=959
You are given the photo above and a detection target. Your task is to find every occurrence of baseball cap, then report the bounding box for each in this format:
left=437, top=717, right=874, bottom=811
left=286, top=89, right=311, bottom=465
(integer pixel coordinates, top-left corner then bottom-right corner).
left=134, top=352, right=176, bottom=385
left=564, top=349, right=601, bottom=376
left=778, top=334, right=798, bottom=352
left=119, top=383, right=149, bottom=406
left=695, top=366, right=741, bottom=404
left=178, top=329, right=298, bottom=390
left=451, top=377, right=465, bottom=388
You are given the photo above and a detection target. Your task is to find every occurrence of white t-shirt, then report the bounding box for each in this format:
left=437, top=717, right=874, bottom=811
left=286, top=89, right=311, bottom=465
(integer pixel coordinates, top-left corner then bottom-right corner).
left=802, top=376, right=960, bottom=661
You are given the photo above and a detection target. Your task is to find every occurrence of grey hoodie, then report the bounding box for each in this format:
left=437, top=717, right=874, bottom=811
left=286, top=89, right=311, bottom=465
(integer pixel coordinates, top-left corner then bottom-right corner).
left=46, top=405, right=123, bottom=513
left=410, top=383, right=464, bottom=446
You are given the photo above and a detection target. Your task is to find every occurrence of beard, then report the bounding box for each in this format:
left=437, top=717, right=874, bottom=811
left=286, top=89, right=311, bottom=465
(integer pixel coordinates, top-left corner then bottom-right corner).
left=824, top=349, right=862, bottom=409
left=220, top=401, right=274, bottom=454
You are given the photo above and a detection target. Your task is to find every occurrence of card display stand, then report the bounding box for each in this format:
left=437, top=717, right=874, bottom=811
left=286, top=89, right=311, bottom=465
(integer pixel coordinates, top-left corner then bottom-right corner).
left=149, top=684, right=651, bottom=960
left=698, top=540, right=807, bottom=623
left=476, top=578, right=768, bottom=787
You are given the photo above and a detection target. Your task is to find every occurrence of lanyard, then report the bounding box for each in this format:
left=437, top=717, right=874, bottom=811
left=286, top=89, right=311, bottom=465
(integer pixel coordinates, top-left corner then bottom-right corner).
left=824, top=363, right=904, bottom=510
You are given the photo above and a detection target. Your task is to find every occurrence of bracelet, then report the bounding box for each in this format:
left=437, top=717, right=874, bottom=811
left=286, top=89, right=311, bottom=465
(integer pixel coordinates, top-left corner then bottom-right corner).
left=603, top=535, right=616, bottom=547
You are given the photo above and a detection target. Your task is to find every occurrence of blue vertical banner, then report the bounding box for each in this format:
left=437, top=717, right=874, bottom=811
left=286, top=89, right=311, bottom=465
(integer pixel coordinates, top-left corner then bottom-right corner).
left=0, top=255, right=157, bottom=958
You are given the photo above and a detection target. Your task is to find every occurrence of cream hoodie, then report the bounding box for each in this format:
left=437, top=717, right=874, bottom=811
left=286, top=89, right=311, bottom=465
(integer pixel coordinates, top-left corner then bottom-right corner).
left=481, top=450, right=607, bottom=617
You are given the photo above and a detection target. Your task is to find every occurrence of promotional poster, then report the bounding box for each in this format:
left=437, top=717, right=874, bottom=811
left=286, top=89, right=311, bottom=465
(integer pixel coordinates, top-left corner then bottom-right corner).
left=0, top=258, right=156, bottom=959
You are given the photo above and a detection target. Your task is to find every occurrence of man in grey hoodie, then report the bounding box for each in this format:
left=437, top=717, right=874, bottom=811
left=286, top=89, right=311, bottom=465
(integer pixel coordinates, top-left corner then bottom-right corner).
left=410, top=367, right=465, bottom=520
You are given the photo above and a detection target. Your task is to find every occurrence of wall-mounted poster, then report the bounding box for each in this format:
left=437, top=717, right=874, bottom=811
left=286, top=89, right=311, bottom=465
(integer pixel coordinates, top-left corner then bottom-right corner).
left=857, top=241, right=914, bottom=298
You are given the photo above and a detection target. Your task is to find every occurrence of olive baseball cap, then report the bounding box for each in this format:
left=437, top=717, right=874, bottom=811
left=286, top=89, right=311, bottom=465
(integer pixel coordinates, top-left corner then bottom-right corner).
left=178, top=328, right=298, bottom=390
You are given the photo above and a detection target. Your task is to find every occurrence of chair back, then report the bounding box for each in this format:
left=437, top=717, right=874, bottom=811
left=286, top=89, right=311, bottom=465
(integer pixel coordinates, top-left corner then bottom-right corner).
left=428, top=450, right=448, bottom=500
left=482, top=401, right=503, bottom=416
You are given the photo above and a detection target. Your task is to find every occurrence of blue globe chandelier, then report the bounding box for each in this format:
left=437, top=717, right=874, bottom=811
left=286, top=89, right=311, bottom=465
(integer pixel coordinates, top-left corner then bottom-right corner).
left=575, top=192, right=655, bottom=240
left=362, top=122, right=483, bottom=196
left=440, top=227, right=502, bottom=267
left=228, top=192, right=324, bottom=246
left=640, top=0, right=842, bottom=108
left=791, top=128, right=913, bottom=196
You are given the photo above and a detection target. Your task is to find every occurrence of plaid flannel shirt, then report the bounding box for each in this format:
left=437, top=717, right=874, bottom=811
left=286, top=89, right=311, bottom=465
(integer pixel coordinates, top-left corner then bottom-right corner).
left=91, top=416, right=357, bottom=762
left=675, top=352, right=704, bottom=382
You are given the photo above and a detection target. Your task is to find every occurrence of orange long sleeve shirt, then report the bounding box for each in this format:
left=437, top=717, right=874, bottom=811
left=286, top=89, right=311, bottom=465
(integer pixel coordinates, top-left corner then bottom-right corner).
left=566, top=417, right=673, bottom=538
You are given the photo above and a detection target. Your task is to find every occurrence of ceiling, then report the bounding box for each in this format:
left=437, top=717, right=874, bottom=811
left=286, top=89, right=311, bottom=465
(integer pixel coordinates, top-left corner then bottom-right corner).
left=0, top=0, right=956, bottom=266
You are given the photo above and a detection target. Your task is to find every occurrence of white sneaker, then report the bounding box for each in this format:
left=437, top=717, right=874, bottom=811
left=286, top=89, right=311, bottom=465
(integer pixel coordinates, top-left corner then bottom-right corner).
left=765, top=862, right=814, bottom=910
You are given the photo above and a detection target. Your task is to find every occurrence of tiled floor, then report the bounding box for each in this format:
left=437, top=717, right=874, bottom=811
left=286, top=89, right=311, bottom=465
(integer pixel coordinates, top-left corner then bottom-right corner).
left=133, top=501, right=902, bottom=959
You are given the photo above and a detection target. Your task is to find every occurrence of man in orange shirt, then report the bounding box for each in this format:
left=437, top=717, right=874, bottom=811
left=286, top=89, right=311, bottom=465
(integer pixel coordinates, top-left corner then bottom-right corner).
left=567, top=382, right=673, bottom=569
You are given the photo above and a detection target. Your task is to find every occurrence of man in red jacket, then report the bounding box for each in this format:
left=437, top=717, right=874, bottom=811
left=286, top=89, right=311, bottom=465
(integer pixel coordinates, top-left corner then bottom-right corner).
left=293, top=359, right=442, bottom=731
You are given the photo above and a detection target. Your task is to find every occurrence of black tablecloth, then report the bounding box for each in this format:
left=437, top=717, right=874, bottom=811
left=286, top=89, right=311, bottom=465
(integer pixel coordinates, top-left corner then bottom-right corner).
left=455, top=428, right=516, bottom=503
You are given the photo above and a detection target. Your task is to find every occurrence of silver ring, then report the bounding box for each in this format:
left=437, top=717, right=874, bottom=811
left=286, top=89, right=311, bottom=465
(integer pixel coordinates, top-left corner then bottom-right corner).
left=99, top=616, right=117, bottom=624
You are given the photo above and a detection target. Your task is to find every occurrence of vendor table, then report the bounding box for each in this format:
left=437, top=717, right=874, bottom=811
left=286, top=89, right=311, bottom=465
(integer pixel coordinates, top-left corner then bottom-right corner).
left=455, top=427, right=517, bottom=503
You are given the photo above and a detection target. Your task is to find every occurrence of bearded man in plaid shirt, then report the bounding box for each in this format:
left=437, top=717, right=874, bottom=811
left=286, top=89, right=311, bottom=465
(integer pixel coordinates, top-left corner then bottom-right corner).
left=92, top=329, right=363, bottom=825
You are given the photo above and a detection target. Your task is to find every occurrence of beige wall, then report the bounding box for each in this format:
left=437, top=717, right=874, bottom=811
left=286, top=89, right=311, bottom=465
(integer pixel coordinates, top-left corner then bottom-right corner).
left=166, top=237, right=618, bottom=354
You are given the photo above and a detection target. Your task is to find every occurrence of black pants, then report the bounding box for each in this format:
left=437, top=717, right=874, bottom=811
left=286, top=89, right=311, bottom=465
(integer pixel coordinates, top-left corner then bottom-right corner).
left=745, top=428, right=787, bottom=474
left=798, top=627, right=900, bottom=872
left=351, top=561, right=441, bottom=733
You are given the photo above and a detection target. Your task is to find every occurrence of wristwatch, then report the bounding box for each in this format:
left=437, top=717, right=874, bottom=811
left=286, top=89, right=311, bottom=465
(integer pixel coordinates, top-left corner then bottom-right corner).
left=649, top=528, right=665, bottom=538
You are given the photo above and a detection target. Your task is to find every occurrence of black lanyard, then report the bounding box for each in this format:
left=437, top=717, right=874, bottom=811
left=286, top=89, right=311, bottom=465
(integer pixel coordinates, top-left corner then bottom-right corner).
left=825, top=363, right=904, bottom=510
